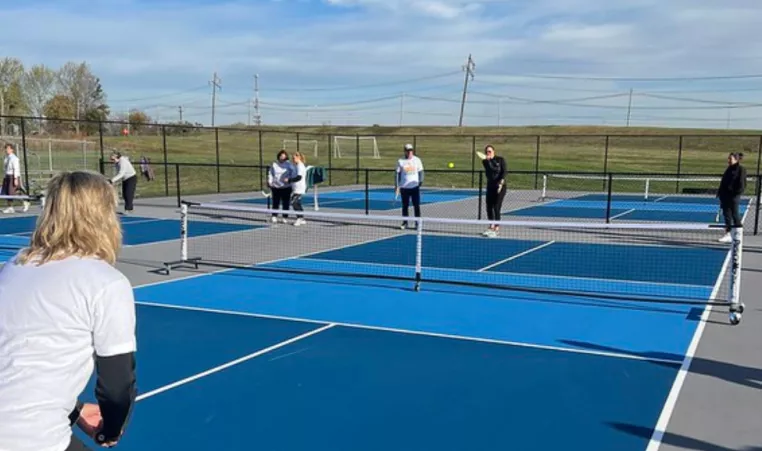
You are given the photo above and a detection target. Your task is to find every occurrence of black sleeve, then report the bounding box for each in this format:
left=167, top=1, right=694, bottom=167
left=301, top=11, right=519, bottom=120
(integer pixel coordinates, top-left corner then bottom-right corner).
left=290, top=175, right=302, bottom=183
left=94, top=352, right=137, bottom=443
left=68, top=399, right=84, bottom=426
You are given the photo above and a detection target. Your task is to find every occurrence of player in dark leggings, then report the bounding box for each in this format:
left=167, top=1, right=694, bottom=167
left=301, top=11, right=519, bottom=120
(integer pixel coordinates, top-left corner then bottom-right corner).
left=717, top=152, right=746, bottom=243
left=481, top=145, right=507, bottom=237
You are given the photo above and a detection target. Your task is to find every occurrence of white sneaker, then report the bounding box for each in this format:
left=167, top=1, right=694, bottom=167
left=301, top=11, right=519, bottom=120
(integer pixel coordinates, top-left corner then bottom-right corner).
left=22, top=201, right=30, bottom=212
left=280, top=217, right=289, bottom=224
left=718, top=233, right=732, bottom=243
left=485, top=229, right=498, bottom=238
left=2, top=207, right=14, bottom=214
left=293, top=218, right=306, bottom=226
left=270, top=216, right=278, bottom=223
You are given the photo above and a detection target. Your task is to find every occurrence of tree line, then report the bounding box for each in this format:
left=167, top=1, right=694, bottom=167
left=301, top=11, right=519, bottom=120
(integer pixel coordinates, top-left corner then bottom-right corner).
left=0, top=57, right=201, bottom=138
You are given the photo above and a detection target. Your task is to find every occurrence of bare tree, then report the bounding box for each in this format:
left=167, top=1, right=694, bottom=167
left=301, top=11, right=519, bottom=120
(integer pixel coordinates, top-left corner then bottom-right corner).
left=0, top=57, right=24, bottom=134
left=57, top=62, right=106, bottom=134
left=22, top=64, right=57, bottom=133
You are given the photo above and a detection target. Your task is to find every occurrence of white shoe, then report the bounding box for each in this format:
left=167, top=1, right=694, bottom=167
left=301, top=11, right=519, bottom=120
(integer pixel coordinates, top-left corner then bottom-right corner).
left=22, top=201, right=29, bottom=212
left=270, top=216, right=278, bottom=223
left=485, top=229, right=498, bottom=238
left=280, top=218, right=288, bottom=224
left=2, top=207, right=14, bottom=214
left=293, top=218, right=306, bottom=226
left=718, top=233, right=732, bottom=243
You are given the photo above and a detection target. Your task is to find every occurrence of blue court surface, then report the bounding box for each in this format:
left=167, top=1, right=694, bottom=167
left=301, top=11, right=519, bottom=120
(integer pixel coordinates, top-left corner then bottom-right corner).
left=76, top=229, right=731, bottom=450
left=231, top=187, right=478, bottom=211
left=508, top=193, right=751, bottom=223
left=0, top=214, right=260, bottom=256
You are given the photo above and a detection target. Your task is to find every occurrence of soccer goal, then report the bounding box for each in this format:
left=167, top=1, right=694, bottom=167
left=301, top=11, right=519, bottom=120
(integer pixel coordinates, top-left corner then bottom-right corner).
left=282, top=139, right=319, bottom=158
left=332, top=135, right=380, bottom=159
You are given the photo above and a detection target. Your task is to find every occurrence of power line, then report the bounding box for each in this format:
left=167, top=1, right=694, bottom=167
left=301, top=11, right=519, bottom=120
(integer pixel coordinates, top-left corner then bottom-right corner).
left=262, top=71, right=461, bottom=92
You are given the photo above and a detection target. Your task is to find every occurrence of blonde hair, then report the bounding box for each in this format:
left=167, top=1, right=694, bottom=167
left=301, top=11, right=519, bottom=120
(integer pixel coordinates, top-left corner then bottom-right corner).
left=293, top=151, right=307, bottom=165
left=16, top=171, right=122, bottom=266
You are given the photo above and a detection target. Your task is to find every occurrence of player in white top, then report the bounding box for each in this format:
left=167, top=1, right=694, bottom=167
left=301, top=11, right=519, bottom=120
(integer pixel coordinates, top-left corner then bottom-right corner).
left=395, top=143, right=424, bottom=229
left=290, top=151, right=308, bottom=226
left=0, top=171, right=137, bottom=451
left=2, top=143, right=30, bottom=213
left=109, top=152, right=138, bottom=214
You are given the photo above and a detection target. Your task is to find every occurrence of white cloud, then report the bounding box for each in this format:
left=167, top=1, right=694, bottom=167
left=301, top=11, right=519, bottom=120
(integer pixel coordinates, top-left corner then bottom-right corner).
left=4, top=0, right=762, bottom=128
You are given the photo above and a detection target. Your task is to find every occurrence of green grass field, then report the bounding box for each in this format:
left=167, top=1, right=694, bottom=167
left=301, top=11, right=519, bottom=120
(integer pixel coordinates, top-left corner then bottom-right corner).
left=10, top=123, right=762, bottom=199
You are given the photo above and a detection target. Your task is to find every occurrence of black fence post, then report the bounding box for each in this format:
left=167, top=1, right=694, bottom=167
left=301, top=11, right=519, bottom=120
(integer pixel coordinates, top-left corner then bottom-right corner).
left=470, top=136, right=476, bottom=188
left=355, top=134, right=360, bottom=185
left=175, top=164, right=181, bottom=208
left=753, top=176, right=760, bottom=235
left=365, top=169, right=369, bottom=215
left=98, top=122, right=105, bottom=174
left=534, top=135, right=541, bottom=189
left=675, top=136, right=683, bottom=194
left=477, top=171, right=483, bottom=220
left=20, top=118, right=29, bottom=193
left=605, top=173, right=613, bottom=223
left=755, top=135, right=762, bottom=176
left=162, top=125, right=169, bottom=196
left=258, top=130, right=264, bottom=191
left=602, top=135, right=609, bottom=191
left=215, top=128, right=221, bottom=193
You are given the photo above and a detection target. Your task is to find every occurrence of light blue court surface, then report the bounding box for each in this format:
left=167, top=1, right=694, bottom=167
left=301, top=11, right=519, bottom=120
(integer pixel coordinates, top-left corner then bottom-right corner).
left=75, top=231, right=731, bottom=450
left=509, top=193, right=751, bottom=223
left=0, top=214, right=260, bottom=249
left=231, top=187, right=478, bottom=211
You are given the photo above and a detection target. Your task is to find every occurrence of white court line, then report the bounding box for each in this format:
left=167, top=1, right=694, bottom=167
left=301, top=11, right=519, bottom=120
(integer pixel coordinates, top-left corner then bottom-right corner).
left=136, top=323, right=336, bottom=402
left=477, top=241, right=556, bottom=272
left=609, top=208, right=636, bottom=220
left=644, top=248, right=731, bottom=451
left=653, top=195, right=669, bottom=203
left=135, top=301, right=683, bottom=366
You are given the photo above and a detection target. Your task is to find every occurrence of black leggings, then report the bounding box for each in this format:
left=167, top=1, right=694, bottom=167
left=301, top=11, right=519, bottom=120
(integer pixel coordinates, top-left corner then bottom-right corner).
left=122, top=175, right=137, bottom=211
left=400, top=186, right=421, bottom=219
left=486, top=183, right=507, bottom=222
left=271, top=187, right=292, bottom=218
left=291, top=193, right=304, bottom=218
left=720, top=195, right=743, bottom=231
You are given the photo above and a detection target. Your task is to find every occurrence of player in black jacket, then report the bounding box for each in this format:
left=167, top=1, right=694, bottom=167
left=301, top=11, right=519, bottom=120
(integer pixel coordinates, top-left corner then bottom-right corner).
left=717, top=152, right=746, bottom=243
left=481, top=145, right=507, bottom=237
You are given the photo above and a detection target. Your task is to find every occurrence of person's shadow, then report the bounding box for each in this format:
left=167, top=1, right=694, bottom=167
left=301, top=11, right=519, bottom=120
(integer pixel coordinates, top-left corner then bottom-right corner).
left=608, top=422, right=762, bottom=451
left=559, top=339, right=762, bottom=390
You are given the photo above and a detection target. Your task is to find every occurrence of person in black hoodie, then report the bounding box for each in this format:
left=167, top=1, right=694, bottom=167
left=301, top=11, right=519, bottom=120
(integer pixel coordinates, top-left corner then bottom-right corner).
left=717, top=152, right=746, bottom=243
left=481, top=145, right=507, bottom=237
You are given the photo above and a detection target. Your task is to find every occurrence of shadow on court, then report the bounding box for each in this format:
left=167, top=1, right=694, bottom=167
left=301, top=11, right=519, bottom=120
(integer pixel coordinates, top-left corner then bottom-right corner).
left=608, top=423, right=762, bottom=451
left=561, top=339, right=762, bottom=390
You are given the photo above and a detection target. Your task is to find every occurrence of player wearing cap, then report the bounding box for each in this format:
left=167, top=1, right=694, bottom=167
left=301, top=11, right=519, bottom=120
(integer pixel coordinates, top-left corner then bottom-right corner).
left=2, top=143, right=30, bottom=213
left=395, top=143, right=424, bottom=229
left=0, top=171, right=137, bottom=451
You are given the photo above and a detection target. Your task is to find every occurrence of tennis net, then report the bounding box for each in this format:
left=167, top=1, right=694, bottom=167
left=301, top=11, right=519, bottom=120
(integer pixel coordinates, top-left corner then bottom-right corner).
left=0, top=194, right=45, bottom=213
left=540, top=173, right=722, bottom=201
left=164, top=201, right=745, bottom=324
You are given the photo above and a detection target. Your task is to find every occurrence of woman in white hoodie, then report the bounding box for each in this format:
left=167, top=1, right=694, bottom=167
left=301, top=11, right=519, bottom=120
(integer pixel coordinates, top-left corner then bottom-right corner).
left=290, top=151, right=307, bottom=226
left=267, top=150, right=297, bottom=223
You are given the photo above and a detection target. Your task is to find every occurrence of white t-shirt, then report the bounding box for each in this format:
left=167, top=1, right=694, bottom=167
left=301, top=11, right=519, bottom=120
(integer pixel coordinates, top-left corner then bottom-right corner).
left=396, top=156, right=424, bottom=189
left=3, top=153, right=20, bottom=177
left=0, top=254, right=136, bottom=451
left=111, top=156, right=136, bottom=183
left=292, top=162, right=307, bottom=195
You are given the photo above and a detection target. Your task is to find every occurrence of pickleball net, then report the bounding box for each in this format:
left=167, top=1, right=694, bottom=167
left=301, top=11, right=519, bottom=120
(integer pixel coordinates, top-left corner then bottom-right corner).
left=0, top=194, right=45, bottom=213
left=163, top=201, right=745, bottom=322
left=540, top=173, right=723, bottom=201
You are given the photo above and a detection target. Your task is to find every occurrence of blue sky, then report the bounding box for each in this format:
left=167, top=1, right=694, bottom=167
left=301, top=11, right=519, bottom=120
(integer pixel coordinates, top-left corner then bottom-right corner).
left=6, top=0, right=762, bottom=128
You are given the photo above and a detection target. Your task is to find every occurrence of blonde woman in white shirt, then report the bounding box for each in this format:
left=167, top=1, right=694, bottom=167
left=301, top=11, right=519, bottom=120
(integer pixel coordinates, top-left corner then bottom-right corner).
left=290, top=151, right=307, bottom=226
left=0, top=171, right=137, bottom=451
left=2, top=143, right=30, bottom=213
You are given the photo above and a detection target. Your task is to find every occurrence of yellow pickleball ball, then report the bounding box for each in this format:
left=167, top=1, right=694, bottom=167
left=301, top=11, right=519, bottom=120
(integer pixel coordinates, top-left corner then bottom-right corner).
left=448, top=162, right=454, bottom=168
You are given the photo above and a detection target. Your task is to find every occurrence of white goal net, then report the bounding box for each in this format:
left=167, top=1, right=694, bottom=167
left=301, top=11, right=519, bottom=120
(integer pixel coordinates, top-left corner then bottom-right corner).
left=332, top=136, right=380, bottom=159
left=282, top=139, right=319, bottom=158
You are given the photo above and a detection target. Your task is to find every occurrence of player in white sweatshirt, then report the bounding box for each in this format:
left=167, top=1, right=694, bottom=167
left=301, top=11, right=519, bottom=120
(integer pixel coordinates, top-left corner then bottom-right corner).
left=267, top=150, right=297, bottom=223
left=290, top=152, right=307, bottom=226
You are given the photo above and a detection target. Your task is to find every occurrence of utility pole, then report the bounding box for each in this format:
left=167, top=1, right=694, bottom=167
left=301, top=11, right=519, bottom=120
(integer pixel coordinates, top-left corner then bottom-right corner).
left=178, top=106, right=183, bottom=122
left=209, top=72, right=221, bottom=127
left=458, top=54, right=475, bottom=127
left=253, top=74, right=261, bottom=126
left=625, top=88, right=633, bottom=126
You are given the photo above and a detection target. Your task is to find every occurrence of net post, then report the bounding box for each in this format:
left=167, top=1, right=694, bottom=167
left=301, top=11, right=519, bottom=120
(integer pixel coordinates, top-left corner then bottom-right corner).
left=728, top=225, right=744, bottom=325
left=540, top=174, right=547, bottom=201
left=754, top=176, right=761, bottom=235
left=365, top=169, right=369, bottom=215
left=314, top=183, right=320, bottom=211
left=644, top=178, right=650, bottom=200
left=180, top=202, right=188, bottom=262
left=605, top=173, right=613, bottom=223
left=414, top=217, right=423, bottom=292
